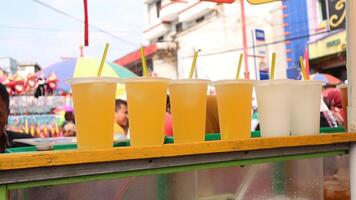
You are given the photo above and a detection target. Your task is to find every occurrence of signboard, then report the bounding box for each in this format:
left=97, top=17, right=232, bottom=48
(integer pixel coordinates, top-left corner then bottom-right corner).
left=328, top=0, right=346, bottom=31
left=308, top=30, right=346, bottom=59
left=255, top=29, right=265, bottom=41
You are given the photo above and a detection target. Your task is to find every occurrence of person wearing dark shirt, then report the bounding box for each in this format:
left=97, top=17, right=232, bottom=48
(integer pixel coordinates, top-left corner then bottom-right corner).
left=0, top=83, right=32, bottom=153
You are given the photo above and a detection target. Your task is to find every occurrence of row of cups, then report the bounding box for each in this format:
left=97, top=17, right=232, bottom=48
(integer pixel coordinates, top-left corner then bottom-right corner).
left=68, top=77, right=323, bottom=150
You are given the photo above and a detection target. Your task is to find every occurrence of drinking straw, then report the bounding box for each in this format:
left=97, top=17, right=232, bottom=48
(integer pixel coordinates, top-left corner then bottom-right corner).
left=189, top=51, right=199, bottom=79
left=97, top=43, right=109, bottom=77
left=236, top=54, right=244, bottom=79
left=140, top=47, right=148, bottom=77
left=299, top=56, right=307, bottom=80
left=270, top=52, right=276, bottom=80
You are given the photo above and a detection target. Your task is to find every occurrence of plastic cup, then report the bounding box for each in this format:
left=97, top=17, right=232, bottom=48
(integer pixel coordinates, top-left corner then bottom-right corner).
left=338, top=84, right=348, bottom=132
left=123, top=77, right=170, bottom=147
left=255, top=80, right=293, bottom=137
left=67, top=77, right=118, bottom=150
left=213, top=80, right=254, bottom=140
left=290, top=80, right=323, bottom=136
left=169, top=79, right=210, bottom=144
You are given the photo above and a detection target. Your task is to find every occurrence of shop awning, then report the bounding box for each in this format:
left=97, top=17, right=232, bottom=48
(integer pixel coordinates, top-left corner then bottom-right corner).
left=308, top=30, right=346, bottom=60
left=113, top=43, right=157, bottom=66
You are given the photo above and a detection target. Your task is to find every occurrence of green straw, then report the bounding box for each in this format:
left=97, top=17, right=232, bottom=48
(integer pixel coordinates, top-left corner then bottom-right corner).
left=140, top=47, right=148, bottom=77
left=189, top=51, right=199, bottom=79
left=236, top=54, right=243, bottom=79
left=97, top=43, right=109, bottom=76
left=270, top=52, right=276, bottom=80
left=299, top=56, right=307, bottom=80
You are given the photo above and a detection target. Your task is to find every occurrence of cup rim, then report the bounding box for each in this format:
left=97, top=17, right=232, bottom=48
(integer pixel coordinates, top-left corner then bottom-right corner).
left=67, top=77, right=119, bottom=84
left=120, top=77, right=171, bottom=83
left=337, top=83, right=348, bottom=88
left=255, top=79, right=295, bottom=86
left=211, top=79, right=255, bottom=86
left=170, top=79, right=210, bottom=84
left=293, top=80, right=323, bottom=86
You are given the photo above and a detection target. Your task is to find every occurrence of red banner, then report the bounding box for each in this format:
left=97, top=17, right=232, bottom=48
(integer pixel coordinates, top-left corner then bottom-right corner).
left=83, top=0, right=89, bottom=46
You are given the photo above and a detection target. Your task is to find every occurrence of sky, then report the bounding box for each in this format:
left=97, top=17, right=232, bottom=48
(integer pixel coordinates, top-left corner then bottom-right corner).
left=0, top=0, right=144, bottom=68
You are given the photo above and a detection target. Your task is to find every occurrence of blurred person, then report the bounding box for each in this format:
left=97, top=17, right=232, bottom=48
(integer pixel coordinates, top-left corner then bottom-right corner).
left=0, top=83, right=32, bottom=153
left=324, top=88, right=344, bottom=126
left=63, top=122, right=76, bottom=137
left=61, top=111, right=76, bottom=137
left=114, top=99, right=129, bottom=138
left=165, top=95, right=173, bottom=136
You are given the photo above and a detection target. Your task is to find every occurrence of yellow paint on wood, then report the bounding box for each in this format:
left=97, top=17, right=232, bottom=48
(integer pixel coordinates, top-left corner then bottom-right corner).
left=0, top=133, right=355, bottom=170
left=247, top=0, right=277, bottom=4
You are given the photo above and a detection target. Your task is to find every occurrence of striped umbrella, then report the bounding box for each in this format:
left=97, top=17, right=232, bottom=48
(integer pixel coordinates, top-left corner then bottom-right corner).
left=310, top=73, right=342, bottom=86
left=41, top=57, right=137, bottom=99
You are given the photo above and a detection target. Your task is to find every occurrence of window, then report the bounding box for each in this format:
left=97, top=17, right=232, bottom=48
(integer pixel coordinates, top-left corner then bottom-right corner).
left=157, top=36, right=164, bottom=42
left=176, top=23, right=183, bottom=33
left=196, top=16, right=205, bottom=24
left=156, top=0, right=161, bottom=18
left=318, top=0, right=328, bottom=21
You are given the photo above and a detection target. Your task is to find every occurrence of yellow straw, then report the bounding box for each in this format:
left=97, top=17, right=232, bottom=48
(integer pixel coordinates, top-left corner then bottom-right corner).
left=140, top=47, right=148, bottom=77
left=97, top=43, right=109, bottom=77
left=299, top=56, right=307, bottom=80
left=270, top=52, right=276, bottom=80
left=236, top=54, right=243, bottom=79
left=189, top=51, right=199, bottom=79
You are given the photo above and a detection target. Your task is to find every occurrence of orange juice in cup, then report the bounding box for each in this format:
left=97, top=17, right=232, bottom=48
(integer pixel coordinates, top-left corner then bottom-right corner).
left=123, top=77, right=170, bottom=146
left=214, top=80, right=254, bottom=140
left=169, top=79, right=210, bottom=144
left=68, top=77, right=118, bottom=150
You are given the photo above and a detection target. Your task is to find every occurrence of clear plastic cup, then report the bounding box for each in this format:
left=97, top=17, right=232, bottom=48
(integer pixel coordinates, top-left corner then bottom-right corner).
left=169, top=79, right=210, bottom=144
left=123, top=77, right=170, bottom=147
left=291, top=80, right=323, bottom=136
left=337, top=84, right=348, bottom=132
left=213, top=80, right=254, bottom=140
left=255, top=79, right=294, bottom=137
left=67, top=77, right=118, bottom=150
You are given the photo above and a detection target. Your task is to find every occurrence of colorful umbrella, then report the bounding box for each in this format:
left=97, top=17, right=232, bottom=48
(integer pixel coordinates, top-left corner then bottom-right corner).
left=310, top=73, right=342, bottom=86
left=41, top=57, right=137, bottom=99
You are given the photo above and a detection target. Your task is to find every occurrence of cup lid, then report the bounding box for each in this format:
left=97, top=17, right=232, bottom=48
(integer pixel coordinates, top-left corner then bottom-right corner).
left=67, top=77, right=119, bottom=84
left=170, top=79, right=210, bottom=85
left=337, top=83, right=348, bottom=88
left=293, top=80, right=323, bottom=86
left=120, top=77, right=171, bottom=84
left=255, top=79, right=295, bottom=86
left=212, top=79, right=255, bottom=86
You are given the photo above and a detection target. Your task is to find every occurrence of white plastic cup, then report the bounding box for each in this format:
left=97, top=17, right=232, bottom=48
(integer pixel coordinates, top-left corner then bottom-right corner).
left=291, top=80, right=323, bottom=136
left=255, top=80, right=293, bottom=137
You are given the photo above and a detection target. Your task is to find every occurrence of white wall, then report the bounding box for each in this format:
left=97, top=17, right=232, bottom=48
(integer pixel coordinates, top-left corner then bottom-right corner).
left=176, top=1, right=286, bottom=80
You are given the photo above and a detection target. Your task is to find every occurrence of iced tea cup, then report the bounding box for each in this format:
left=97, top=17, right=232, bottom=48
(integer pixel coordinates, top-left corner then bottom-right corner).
left=67, top=77, right=118, bottom=150
left=291, top=80, right=323, bottom=136
left=213, top=80, right=254, bottom=140
left=169, top=79, right=210, bottom=144
left=123, top=77, right=170, bottom=147
left=337, top=84, right=348, bottom=131
left=255, top=79, right=293, bottom=137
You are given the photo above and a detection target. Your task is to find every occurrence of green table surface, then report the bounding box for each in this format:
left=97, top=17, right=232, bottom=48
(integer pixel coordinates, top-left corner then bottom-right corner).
left=5, top=127, right=346, bottom=153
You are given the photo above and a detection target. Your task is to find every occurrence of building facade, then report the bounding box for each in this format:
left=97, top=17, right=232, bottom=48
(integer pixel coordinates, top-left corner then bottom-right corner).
left=306, top=0, right=346, bottom=81
left=0, top=57, right=18, bottom=75
left=115, top=0, right=288, bottom=80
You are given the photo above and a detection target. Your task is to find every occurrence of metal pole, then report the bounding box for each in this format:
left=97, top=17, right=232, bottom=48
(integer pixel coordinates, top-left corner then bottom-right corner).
left=240, top=0, right=250, bottom=79
left=346, top=0, right=356, bottom=199
left=325, top=0, right=331, bottom=31
left=251, top=29, right=259, bottom=80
